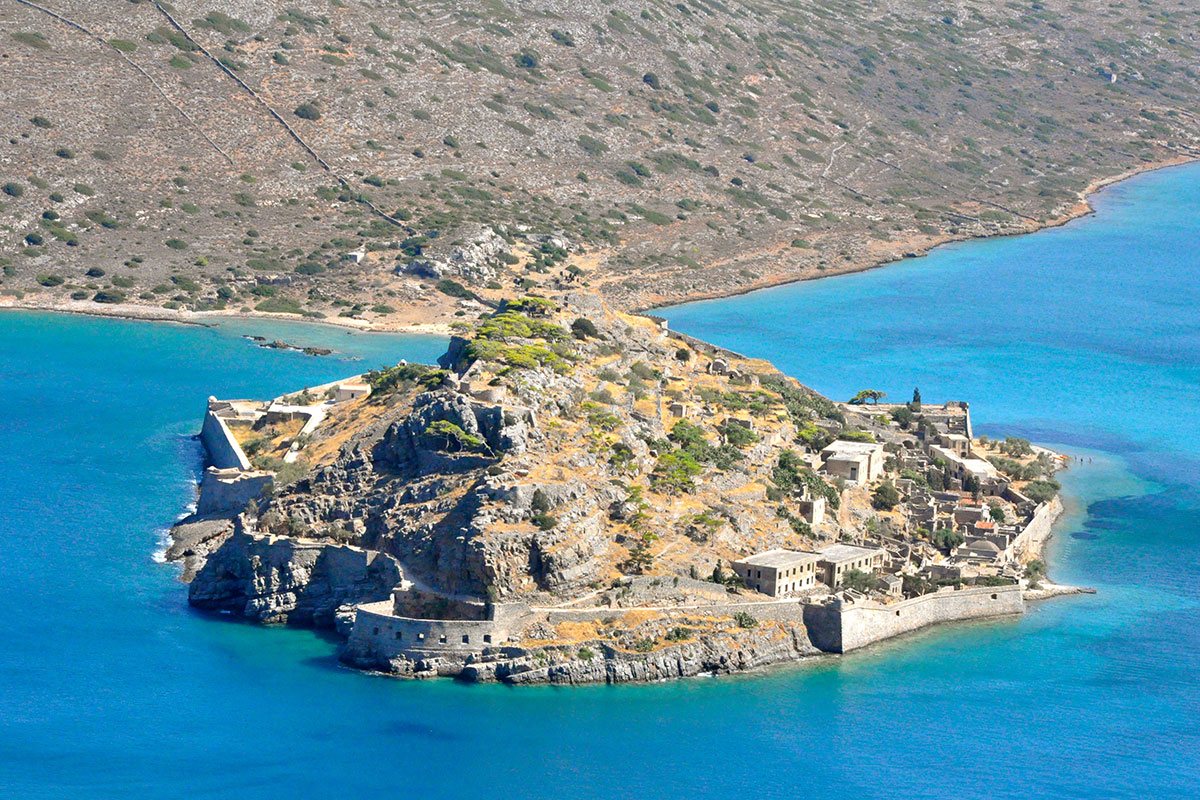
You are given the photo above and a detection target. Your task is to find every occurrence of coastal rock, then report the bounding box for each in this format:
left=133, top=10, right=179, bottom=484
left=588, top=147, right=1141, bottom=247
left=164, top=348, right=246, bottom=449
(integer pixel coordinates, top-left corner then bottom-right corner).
left=352, top=623, right=820, bottom=685
left=189, top=529, right=402, bottom=627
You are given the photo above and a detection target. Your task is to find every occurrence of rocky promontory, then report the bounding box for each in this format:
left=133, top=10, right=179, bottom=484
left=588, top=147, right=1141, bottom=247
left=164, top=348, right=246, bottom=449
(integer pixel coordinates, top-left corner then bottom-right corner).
left=169, top=290, right=1069, bottom=684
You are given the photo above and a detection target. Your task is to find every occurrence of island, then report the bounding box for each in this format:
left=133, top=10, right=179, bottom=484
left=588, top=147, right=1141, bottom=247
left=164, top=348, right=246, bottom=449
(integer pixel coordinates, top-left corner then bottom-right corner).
left=166, top=291, right=1083, bottom=684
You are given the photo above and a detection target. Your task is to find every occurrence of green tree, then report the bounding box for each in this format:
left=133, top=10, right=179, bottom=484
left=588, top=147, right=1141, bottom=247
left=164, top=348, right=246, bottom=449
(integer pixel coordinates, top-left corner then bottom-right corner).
left=850, top=389, right=887, bottom=405
left=424, top=420, right=485, bottom=452
left=871, top=481, right=901, bottom=510
left=1026, top=558, right=1047, bottom=588
left=841, top=568, right=881, bottom=593
left=931, top=528, right=965, bottom=550
left=651, top=451, right=702, bottom=494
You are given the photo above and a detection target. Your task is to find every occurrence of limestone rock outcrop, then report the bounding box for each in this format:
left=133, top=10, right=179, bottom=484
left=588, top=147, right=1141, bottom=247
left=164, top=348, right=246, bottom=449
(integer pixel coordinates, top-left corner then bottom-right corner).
left=189, top=527, right=402, bottom=627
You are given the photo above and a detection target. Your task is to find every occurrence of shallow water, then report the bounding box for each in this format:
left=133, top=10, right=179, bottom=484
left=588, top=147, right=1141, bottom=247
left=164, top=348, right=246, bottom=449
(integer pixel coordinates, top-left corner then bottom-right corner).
left=3, top=164, right=1200, bottom=798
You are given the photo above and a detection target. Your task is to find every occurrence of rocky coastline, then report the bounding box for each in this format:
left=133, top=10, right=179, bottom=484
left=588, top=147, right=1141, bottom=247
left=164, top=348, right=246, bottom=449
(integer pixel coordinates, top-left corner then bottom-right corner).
left=165, top=290, right=1087, bottom=686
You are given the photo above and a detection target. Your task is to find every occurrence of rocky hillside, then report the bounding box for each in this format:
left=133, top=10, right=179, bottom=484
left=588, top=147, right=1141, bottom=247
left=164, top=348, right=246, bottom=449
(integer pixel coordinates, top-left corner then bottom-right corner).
left=184, top=291, right=895, bottom=617
left=2, top=0, right=1198, bottom=320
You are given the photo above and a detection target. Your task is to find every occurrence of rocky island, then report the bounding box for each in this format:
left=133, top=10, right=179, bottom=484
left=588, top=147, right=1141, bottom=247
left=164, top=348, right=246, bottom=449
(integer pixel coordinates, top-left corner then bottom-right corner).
left=167, top=290, right=1075, bottom=685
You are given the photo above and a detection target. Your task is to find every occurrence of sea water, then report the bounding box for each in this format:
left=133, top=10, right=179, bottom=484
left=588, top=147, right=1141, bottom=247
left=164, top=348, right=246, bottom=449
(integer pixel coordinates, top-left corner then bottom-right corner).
left=2, top=164, right=1199, bottom=798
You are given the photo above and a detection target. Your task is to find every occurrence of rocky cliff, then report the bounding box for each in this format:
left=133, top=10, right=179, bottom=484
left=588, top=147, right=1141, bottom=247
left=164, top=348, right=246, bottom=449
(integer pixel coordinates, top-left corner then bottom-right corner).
left=189, top=524, right=402, bottom=627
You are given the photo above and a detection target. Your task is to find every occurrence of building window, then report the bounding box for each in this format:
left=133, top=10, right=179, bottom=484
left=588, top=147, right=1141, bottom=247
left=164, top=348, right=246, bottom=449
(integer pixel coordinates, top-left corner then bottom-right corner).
left=439, top=635, right=447, bottom=644
left=373, top=628, right=379, bottom=636
left=418, top=632, right=425, bottom=640
left=395, top=631, right=403, bottom=640
left=483, top=634, right=492, bottom=644
left=462, top=634, right=470, bottom=644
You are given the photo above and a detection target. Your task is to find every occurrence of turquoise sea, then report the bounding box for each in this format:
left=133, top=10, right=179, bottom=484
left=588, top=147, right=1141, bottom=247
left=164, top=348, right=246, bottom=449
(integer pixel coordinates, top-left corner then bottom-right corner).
left=3, top=163, right=1200, bottom=798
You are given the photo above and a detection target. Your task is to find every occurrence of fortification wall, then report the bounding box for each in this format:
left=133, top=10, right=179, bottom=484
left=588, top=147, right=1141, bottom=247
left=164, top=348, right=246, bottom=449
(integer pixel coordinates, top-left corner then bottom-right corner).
left=346, top=601, right=520, bottom=661
left=196, top=467, right=272, bottom=516
left=803, top=584, right=1024, bottom=653
left=199, top=403, right=250, bottom=470
left=1011, top=496, right=1064, bottom=562
left=543, top=600, right=808, bottom=626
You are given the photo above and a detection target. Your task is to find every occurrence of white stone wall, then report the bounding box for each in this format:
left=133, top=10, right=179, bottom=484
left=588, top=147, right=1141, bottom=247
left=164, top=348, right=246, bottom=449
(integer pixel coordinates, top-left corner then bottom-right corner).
left=346, top=601, right=515, bottom=660
left=199, top=406, right=250, bottom=470
left=804, top=584, right=1024, bottom=652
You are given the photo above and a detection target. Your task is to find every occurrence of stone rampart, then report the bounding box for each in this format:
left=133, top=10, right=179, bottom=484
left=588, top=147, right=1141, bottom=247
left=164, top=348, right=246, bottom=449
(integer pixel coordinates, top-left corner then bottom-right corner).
left=543, top=599, right=808, bottom=626
left=196, top=467, right=272, bottom=517
left=803, top=584, right=1024, bottom=653
left=1011, top=495, right=1064, bottom=561
left=345, top=601, right=527, bottom=661
left=199, top=399, right=251, bottom=470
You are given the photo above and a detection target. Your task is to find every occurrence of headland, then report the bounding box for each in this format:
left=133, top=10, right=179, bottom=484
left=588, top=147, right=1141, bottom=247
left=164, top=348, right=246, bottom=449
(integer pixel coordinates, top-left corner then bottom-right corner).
left=166, top=290, right=1085, bottom=685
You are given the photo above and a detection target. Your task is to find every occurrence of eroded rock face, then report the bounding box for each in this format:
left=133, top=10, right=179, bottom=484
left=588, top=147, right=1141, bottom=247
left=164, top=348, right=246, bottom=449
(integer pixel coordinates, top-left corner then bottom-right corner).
left=399, top=224, right=510, bottom=284
left=374, top=393, right=534, bottom=477
left=343, top=622, right=819, bottom=685
left=189, top=528, right=402, bottom=627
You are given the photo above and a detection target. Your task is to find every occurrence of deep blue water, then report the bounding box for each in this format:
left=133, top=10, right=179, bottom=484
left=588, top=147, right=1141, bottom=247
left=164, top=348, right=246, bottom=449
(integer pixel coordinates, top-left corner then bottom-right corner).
left=2, top=164, right=1199, bottom=799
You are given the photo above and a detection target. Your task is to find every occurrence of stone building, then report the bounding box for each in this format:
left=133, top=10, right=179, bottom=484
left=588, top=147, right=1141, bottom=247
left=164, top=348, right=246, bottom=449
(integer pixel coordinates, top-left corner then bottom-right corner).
left=730, top=549, right=820, bottom=597
left=820, top=440, right=886, bottom=483
left=815, top=543, right=888, bottom=588
left=335, top=381, right=371, bottom=402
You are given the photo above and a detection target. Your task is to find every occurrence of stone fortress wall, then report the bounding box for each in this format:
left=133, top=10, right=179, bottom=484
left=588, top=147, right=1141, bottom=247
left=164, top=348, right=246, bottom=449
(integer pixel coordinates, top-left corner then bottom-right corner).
left=199, top=398, right=252, bottom=470
left=1011, top=495, right=1064, bottom=562
left=346, top=601, right=531, bottom=661
left=802, top=584, right=1024, bottom=653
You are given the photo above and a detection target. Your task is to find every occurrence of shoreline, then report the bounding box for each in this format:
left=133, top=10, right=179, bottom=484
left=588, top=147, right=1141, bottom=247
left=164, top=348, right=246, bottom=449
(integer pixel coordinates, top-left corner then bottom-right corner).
left=1, top=158, right=1192, bottom=335
left=640, top=154, right=1197, bottom=314
left=0, top=297, right=455, bottom=336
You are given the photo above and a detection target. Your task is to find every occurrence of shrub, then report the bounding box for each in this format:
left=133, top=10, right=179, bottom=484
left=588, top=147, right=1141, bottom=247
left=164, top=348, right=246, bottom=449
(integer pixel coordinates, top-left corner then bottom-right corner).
left=30, top=116, right=52, bottom=129
left=165, top=238, right=188, bottom=250
left=110, top=38, right=137, bottom=53
left=1023, top=479, right=1061, bottom=503
left=93, top=290, right=126, bottom=304
left=11, top=32, right=50, bottom=50
left=513, top=48, right=540, bottom=69
left=2, top=183, right=24, bottom=198
left=293, top=102, right=321, bottom=121
left=36, top=274, right=64, bottom=287
left=577, top=134, right=608, bottom=156
left=642, top=72, right=662, bottom=89
left=675, top=347, right=690, bottom=361
left=254, top=298, right=304, bottom=314
left=931, top=528, right=964, bottom=550
left=733, top=612, right=757, bottom=628
left=436, top=278, right=471, bottom=298
left=570, top=317, right=598, bottom=339
left=870, top=481, right=901, bottom=510
left=532, top=513, right=558, bottom=530
left=1025, top=558, right=1047, bottom=588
